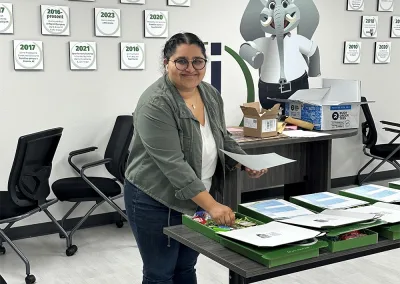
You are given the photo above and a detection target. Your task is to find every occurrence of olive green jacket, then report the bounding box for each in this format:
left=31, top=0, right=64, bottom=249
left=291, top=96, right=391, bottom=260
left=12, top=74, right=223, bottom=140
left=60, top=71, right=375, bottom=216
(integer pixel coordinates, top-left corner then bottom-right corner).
left=124, top=74, right=246, bottom=215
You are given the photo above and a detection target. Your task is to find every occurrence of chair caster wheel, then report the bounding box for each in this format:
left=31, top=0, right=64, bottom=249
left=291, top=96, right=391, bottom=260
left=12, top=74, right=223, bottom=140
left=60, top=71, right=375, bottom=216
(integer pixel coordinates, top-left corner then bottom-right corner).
left=66, top=245, right=78, bottom=257
left=116, top=220, right=124, bottom=228
left=25, top=274, right=36, bottom=284
left=59, top=233, right=66, bottom=239
left=0, top=247, right=5, bottom=255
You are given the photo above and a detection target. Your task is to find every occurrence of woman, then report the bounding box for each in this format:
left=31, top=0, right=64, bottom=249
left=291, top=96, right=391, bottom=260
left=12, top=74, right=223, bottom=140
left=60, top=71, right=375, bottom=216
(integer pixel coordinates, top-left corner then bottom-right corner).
left=124, top=32, right=267, bottom=284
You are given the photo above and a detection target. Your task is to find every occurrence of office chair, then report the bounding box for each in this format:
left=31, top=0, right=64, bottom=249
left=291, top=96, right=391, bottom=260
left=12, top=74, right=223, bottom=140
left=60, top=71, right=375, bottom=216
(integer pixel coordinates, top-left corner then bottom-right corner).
left=51, top=115, right=134, bottom=256
left=357, top=97, right=400, bottom=185
left=0, top=128, right=70, bottom=284
left=0, top=274, right=7, bottom=284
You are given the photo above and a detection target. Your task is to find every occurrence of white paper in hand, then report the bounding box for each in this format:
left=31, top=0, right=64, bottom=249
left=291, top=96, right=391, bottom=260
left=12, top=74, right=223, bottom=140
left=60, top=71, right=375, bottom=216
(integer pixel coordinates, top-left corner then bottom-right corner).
left=220, top=150, right=295, bottom=171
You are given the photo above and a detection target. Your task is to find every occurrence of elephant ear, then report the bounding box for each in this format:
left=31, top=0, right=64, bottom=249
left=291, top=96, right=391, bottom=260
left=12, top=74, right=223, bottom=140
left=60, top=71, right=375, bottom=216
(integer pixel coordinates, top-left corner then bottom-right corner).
left=295, top=0, right=320, bottom=40
left=240, top=0, right=266, bottom=41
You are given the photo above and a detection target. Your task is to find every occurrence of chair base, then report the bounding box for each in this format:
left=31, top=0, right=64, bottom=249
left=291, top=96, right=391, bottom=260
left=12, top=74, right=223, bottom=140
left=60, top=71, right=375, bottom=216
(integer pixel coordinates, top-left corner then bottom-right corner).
left=56, top=193, right=127, bottom=255
left=0, top=199, right=73, bottom=284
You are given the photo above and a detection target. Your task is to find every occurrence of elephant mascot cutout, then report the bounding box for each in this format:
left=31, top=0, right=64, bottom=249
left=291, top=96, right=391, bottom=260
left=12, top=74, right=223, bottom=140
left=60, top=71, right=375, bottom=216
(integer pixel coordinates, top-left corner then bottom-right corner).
left=239, top=0, right=321, bottom=112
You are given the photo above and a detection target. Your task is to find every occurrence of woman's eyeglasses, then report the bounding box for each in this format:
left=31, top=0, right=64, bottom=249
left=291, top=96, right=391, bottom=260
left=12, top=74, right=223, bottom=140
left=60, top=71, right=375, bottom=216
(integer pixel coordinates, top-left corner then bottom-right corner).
left=170, top=58, right=207, bottom=71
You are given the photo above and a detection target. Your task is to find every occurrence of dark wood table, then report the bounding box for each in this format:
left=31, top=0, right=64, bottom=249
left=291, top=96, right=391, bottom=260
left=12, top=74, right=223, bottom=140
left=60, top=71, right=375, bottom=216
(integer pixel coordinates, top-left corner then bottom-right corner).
left=223, top=129, right=358, bottom=210
left=164, top=225, right=400, bottom=284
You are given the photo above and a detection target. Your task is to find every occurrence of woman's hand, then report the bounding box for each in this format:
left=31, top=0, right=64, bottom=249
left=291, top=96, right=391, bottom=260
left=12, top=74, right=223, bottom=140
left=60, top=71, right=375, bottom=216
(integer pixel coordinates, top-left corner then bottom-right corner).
left=208, top=203, right=235, bottom=226
left=244, top=167, right=268, bottom=178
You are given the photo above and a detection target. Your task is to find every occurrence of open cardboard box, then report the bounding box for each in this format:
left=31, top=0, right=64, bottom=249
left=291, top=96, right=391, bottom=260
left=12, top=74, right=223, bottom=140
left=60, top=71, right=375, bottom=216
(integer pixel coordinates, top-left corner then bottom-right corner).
left=268, top=79, right=373, bottom=131
left=240, top=102, right=280, bottom=138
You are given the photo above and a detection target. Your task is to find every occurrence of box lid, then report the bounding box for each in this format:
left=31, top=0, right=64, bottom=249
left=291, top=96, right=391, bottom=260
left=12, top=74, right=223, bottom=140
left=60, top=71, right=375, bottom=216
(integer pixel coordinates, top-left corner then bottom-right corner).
left=267, top=78, right=374, bottom=106
left=240, top=102, right=280, bottom=118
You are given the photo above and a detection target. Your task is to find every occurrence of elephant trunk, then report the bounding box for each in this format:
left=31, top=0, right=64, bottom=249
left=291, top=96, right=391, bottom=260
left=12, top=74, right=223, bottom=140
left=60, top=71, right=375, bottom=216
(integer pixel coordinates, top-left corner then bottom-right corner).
left=274, top=8, right=286, bottom=84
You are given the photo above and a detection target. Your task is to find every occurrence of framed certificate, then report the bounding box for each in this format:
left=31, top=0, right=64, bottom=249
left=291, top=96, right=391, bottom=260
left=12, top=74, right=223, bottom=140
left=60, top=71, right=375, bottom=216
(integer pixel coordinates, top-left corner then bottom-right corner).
left=347, top=0, right=364, bottom=11
left=95, top=8, right=121, bottom=37
left=0, top=3, right=13, bottom=34
left=69, top=41, right=97, bottom=70
left=144, top=10, right=168, bottom=38
left=13, top=40, right=44, bottom=70
left=120, top=42, right=145, bottom=70
left=41, top=5, right=70, bottom=36
left=168, top=0, right=191, bottom=7
left=374, top=42, right=391, bottom=64
left=343, top=41, right=361, bottom=64
left=378, top=0, right=394, bottom=11
left=121, top=0, right=145, bottom=3
left=361, top=16, right=378, bottom=38
left=391, top=16, right=400, bottom=38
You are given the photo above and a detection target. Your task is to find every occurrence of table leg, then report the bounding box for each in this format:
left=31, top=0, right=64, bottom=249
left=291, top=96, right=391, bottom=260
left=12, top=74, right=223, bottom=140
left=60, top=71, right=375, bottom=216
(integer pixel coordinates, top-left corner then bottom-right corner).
left=229, top=270, right=250, bottom=284
left=305, top=139, right=332, bottom=194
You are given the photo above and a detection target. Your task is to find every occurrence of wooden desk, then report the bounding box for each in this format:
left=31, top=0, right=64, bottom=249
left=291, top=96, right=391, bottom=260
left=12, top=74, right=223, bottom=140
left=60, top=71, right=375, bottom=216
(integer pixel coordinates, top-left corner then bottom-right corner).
left=164, top=225, right=400, bottom=284
left=223, top=129, right=358, bottom=210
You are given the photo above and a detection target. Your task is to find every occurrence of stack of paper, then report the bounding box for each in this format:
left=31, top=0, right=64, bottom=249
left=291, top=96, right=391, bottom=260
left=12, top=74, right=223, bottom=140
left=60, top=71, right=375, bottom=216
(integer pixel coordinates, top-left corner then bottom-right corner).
left=342, top=185, right=400, bottom=203
left=282, top=130, right=331, bottom=138
left=279, top=209, right=377, bottom=229
left=216, top=221, right=325, bottom=247
left=240, top=198, right=375, bottom=229
left=345, top=202, right=400, bottom=224
left=240, top=199, right=315, bottom=220
left=293, top=192, right=368, bottom=210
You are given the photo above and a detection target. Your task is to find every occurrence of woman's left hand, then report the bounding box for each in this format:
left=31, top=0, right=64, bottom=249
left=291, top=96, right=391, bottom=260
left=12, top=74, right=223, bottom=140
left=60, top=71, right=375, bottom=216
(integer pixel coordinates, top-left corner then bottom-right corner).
left=244, top=167, right=268, bottom=178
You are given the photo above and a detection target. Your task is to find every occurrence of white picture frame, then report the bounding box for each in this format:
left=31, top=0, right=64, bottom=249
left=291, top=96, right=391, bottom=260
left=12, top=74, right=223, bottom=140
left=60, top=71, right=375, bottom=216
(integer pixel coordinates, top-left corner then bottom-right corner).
left=13, top=40, right=44, bottom=70
left=378, top=0, right=394, bottom=12
left=361, top=16, right=378, bottom=38
left=168, top=0, right=191, bottom=7
left=69, top=41, right=97, bottom=70
left=343, top=41, right=361, bottom=64
left=144, top=10, right=168, bottom=38
left=120, top=42, right=145, bottom=70
left=95, top=8, right=121, bottom=37
left=391, top=16, right=400, bottom=38
left=40, top=5, right=70, bottom=36
left=374, top=42, right=391, bottom=64
left=347, top=0, right=364, bottom=11
left=0, top=3, right=13, bottom=34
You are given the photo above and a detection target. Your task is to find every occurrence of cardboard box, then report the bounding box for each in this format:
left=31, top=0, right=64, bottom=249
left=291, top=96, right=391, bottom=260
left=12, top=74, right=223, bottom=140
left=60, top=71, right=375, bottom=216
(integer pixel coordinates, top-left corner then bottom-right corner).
left=269, top=79, right=366, bottom=131
left=240, top=102, right=279, bottom=137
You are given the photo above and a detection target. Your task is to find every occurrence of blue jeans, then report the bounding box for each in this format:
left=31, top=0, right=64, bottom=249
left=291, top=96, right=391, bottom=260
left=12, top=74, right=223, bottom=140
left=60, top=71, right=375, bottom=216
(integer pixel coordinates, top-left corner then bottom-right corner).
left=124, top=180, right=199, bottom=284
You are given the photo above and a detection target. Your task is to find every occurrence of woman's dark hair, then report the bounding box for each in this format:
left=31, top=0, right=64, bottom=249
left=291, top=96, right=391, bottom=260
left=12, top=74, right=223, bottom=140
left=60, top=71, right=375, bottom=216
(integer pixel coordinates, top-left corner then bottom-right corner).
left=162, top=32, right=207, bottom=65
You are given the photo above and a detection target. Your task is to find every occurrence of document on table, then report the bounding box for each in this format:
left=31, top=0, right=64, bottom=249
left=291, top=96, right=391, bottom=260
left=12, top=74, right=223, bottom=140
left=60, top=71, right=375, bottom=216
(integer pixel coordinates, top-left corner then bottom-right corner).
left=346, top=202, right=400, bottom=223
left=342, top=185, right=400, bottom=203
left=220, top=150, right=296, bottom=171
left=240, top=199, right=316, bottom=220
left=293, top=192, right=368, bottom=209
left=216, top=221, right=324, bottom=247
left=282, top=130, right=331, bottom=138
left=278, top=209, right=377, bottom=229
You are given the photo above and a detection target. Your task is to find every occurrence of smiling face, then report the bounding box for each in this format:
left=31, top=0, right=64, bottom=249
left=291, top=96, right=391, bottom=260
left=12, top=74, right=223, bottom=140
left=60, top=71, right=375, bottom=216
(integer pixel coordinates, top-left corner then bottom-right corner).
left=259, top=0, right=301, bottom=35
left=165, top=44, right=207, bottom=92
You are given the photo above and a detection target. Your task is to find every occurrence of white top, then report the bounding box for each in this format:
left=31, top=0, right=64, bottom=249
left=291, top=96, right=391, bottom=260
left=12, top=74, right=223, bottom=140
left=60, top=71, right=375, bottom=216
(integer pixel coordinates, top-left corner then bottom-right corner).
left=251, top=34, right=317, bottom=83
left=200, top=107, right=218, bottom=191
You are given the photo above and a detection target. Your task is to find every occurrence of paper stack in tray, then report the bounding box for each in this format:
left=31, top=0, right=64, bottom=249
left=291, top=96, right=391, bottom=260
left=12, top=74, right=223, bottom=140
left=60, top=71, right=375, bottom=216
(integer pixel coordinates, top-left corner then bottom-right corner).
left=216, top=221, right=325, bottom=248
left=291, top=192, right=369, bottom=210
left=238, top=197, right=377, bottom=230
left=344, top=202, right=400, bottom=224
left=339, top=184, right=400, bottom=204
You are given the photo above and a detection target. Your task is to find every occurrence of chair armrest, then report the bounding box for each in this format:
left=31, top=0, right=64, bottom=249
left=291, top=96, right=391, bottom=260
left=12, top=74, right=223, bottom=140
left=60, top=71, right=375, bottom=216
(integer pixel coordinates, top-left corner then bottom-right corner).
left=381, top=121, right=400, bottom=128
left=68, top=147, right=98, bottom=174
left=383, top=127, right=400, bottom=134
left=80, top=158, right=112, bottom=176
left=69, top=146, right=98, bottom=157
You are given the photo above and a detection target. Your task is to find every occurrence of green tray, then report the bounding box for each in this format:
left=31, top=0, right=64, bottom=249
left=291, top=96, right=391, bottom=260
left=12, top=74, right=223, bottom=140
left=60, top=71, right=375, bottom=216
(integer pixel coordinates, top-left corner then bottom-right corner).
left=389, top=181, right=400, bottom=190
left=289, top=197, right=326, bottom=213
left=182, top=212, right=263, bottom=243
left=322, top=229, right=378, bottom=252
left=338, top=190, right=378, bottom=204
left=373, top=223, right=400, bottom=240
left=220, top=236, right=328, bottom=268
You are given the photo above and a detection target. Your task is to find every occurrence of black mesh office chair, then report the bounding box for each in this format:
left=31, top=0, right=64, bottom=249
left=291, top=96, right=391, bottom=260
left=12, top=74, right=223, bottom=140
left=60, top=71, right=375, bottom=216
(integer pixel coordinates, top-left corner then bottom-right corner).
left=51, top=115, right=134, bottom=256
left=357, top=97, right=400, bottom=185
left=0, top=128, right=70, bottom=284
left=0, top=275, right=6, bottom=284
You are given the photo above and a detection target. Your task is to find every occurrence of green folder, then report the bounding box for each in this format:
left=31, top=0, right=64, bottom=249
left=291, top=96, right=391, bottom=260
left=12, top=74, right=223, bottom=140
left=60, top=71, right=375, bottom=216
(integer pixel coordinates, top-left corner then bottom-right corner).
left=389, top=180, right=400, bottom=190
left=219, top=236, right=328, bottom=268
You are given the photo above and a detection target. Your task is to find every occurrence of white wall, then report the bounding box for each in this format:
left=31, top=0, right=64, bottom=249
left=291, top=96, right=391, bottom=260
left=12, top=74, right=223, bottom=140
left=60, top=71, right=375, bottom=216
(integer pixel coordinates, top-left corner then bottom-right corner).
left=0, top=0, right=398, bottom=227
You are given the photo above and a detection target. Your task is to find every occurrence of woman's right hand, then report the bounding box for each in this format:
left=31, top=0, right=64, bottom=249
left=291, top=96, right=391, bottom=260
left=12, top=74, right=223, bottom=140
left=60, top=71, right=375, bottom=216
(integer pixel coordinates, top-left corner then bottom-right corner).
left=208, top=203, right=235, bottom=226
